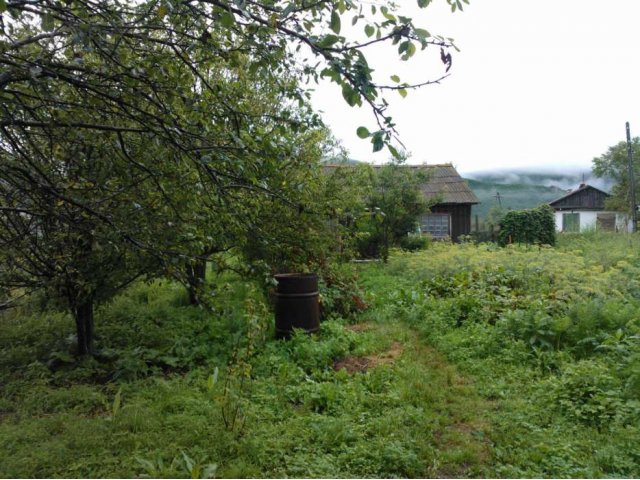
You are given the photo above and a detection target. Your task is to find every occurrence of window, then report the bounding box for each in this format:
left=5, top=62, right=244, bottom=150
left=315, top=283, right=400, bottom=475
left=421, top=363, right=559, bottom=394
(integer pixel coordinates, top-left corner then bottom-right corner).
left=421, top=214, right=450, bottom=238
left=596, top=213, right=615, bottom=232
left=562, top=213, right=579, bottom=232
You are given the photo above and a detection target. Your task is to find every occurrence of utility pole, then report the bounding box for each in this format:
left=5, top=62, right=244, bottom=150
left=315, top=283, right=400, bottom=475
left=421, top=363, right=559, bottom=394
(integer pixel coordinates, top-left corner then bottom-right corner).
left=626, top=122, right=637, bottom=232
left=494, top=191, right=502, bottom=207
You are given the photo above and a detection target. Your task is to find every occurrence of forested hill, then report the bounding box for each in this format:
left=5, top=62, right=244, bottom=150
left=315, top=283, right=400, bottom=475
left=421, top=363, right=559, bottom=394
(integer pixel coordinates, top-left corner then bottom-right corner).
left=463, top=170, right=614, bottom=219
left=466, top=178, right=567, bottom=219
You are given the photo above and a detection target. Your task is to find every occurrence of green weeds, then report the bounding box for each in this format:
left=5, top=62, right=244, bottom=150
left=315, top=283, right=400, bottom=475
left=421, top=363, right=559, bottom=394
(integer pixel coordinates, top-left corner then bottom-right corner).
left=360, top=233, right=640, bottom=477
left=3, top=234, right=639, bottom=477
left=0, top=268, right=491, bottom=477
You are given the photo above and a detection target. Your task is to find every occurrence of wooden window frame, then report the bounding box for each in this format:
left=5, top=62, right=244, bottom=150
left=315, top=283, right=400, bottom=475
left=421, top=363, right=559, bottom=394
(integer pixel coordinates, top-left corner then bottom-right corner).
left=562, top=212, right=580, bottom=232
left=421, top=213, right=451, bottom=238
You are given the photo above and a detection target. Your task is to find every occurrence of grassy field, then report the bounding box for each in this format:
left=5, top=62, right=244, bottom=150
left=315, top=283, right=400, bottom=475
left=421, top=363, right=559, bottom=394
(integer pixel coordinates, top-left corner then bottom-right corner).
left=2, top=233, right=640, bottom=477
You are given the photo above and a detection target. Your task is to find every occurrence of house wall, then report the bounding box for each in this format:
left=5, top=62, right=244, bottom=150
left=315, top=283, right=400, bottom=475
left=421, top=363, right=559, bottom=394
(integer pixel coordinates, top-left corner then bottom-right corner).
left=554, top=210, right=631, bottom=232
left=551, top=187, right=609, bottom=210
left=429, top=204, right=472, bottom=241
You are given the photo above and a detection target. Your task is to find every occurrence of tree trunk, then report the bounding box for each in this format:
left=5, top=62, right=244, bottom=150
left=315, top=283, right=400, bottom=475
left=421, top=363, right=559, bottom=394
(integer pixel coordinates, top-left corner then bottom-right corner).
left=186, top=257, right=207, bottom=305
left=73, top=295, right=95, bottom=356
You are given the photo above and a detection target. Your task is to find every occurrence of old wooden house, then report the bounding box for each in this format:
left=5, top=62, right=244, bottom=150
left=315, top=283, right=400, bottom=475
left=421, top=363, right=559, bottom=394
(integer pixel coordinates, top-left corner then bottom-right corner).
left=402, top=164, right=479, bottom=240
left=325, top=163, right=479, bottom=241
left=548, top=183, right=630, bottom=232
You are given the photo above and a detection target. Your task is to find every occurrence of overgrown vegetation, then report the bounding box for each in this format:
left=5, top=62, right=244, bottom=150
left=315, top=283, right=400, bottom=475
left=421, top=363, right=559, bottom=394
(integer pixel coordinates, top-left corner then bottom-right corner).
left=0, top=0, right=459, bottom=355
left=344, top=162, right=430, bottom=261
left=2, top=233, right=640, bottom=477
left=362, top=233, right=640, bottom=477
left=498, top=204, right=556, bottom=246
left=0, top=266, right=490, bottom=478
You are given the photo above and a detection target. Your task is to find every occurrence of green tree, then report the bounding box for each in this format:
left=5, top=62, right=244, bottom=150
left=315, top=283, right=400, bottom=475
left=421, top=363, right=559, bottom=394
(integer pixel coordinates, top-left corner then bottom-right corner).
left=0, top=33, right=323, bottom=354
left=240, top=127, right=339, bottom=275
left=353, top=162, right=429, bottom=261
left=592, top=137, right=640, bottom=214
left=1, top=0, right=464, bottom=354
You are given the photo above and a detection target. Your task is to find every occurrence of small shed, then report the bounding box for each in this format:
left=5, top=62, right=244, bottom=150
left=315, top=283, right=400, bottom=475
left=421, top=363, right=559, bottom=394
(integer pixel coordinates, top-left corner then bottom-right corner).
left=408, top=164, right=479, bottom=241
left=548, top=183, right=630, bottom=232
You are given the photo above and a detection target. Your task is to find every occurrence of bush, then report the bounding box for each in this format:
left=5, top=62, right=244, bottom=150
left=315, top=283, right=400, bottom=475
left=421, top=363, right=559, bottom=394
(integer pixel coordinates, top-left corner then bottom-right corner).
left=318, top=263, right=367, bottom=320
left=544, top=360, right=625, bottom=428
left=498, top=204, right=556, bottom=246
left=399, top=234, right=430, bottom=252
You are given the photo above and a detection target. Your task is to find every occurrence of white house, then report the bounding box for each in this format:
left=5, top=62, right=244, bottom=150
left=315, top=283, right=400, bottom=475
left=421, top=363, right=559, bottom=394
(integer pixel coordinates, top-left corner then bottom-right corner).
left=548, top=184, right=631, bottom=232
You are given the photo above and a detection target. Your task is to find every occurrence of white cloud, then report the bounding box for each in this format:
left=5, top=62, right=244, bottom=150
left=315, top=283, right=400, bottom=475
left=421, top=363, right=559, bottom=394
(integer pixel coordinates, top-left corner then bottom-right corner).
left=311, top=0, right=640, bottom=174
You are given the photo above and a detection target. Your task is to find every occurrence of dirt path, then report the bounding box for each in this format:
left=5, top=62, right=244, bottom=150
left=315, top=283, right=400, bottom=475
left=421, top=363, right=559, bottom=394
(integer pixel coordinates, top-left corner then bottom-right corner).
left=333, top=322, right=495, bottom=477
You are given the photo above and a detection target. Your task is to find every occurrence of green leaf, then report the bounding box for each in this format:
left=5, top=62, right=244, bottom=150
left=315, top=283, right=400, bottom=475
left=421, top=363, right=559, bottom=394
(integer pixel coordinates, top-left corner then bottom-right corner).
left=112, top=388, right=122, bottom=417
left=157, top=4, right=168, bottom=18
left=320, top=66, right=340, bottom=82
left=41, top=13, right=55, bottom=32
left=280, top=3, right=295, bottom=18
left=0, top=0, right=7, bottom=13
left=401, top=42, right=416, bottom=60
left=372, top=132, right=384, bottom=152
left=414, top=28, right=430, bottom=39
left=364, top=24, right=375, bottom=38
left=316, top=34, right=340, bottom=48
left=390, top=75, right=400, bottom=83
left=382, top=11, right=396, bottom=22
left=341, top=84, right=360, bottom=107
left=330, top=9, right=341, bottom=34
left=398, top=88, right=407, bottom=98
left=388, top=144, right=401, bottom=159
left=417, top=0, right=431, bottom=7
left=220, top=10, right=235, bottom=28
left=356, top=126, right=370, bottom=138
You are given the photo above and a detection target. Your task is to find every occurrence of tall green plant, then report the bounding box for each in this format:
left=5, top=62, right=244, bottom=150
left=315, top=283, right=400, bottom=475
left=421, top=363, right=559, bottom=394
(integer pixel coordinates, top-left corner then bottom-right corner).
left=498, top=205, right=556, bottom=246
left=355, top=162, right=430, bottom=261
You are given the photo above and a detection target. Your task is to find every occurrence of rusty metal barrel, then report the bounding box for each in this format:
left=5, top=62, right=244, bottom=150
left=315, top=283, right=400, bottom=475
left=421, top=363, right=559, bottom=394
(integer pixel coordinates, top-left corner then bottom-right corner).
left=274, top=273, right=320, bottom=339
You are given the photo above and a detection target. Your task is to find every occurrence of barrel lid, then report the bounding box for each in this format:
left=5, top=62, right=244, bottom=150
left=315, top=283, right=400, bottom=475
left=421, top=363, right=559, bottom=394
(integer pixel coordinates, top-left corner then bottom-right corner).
left=274, top=272, right=318, bottom=293
left=274, top=273, right=317, bottom=278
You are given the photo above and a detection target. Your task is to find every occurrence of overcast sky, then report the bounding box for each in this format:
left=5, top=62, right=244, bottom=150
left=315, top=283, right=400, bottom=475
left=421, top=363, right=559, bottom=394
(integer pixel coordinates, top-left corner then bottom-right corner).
left=311, top=0, right=640, bottom=175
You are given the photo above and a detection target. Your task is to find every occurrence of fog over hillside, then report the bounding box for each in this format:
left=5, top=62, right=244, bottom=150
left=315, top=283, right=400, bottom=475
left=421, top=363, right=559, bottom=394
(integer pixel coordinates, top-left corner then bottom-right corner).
left=461, top=167, right=617, bottom=220
left=463, top=167, right=614, bottom=192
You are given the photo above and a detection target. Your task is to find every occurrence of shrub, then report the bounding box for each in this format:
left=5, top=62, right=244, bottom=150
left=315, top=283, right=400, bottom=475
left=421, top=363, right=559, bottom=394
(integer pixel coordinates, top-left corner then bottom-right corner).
left=399, top=234, right=430, bottom=252
left=544, top=360, right=624, bottom=428
left=318, top=263, right=367, bottom=320
left=498, top=204, right=556, bottom=246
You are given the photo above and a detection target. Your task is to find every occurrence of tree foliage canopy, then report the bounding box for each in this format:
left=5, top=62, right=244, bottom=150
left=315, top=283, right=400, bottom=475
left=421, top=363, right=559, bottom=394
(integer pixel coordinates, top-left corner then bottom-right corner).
left=592, top=137, right=640, bottom=213
left=0, top=0, right=463, bottom=353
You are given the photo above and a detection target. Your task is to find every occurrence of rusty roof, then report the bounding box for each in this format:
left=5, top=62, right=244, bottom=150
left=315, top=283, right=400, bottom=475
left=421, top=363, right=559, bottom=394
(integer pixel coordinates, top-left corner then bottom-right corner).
left=323, top=163, right=479, bottom=205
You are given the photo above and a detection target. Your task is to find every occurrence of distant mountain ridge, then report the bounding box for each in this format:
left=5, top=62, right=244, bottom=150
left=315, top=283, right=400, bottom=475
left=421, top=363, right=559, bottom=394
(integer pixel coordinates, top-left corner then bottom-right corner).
left=319, top=162, right=614, bottom=220
left=463, top=169, right=614, bottom=219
